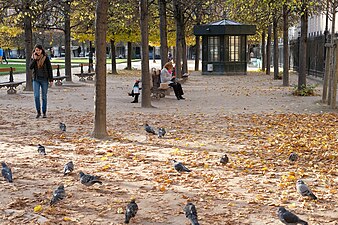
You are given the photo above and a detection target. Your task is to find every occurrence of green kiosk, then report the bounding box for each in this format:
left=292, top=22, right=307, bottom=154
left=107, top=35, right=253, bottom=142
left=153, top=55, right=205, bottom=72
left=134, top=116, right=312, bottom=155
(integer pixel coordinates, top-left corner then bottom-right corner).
left=194, top=20, right=256, bottom=75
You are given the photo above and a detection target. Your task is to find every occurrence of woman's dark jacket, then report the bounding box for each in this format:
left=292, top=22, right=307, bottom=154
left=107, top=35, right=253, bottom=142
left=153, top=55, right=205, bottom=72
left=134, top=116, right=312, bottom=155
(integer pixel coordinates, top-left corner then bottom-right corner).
left=29, top=56, right=53, bottom=82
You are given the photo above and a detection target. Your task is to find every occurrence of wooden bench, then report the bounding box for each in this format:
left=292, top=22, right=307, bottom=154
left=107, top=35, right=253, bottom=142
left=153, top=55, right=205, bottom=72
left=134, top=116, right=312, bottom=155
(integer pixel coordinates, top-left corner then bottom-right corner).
left=51, top=65, right=68, bottom=86
left=151, top=68, right=172, bottom=99
left=180, top=73, right=190, bottom=83
left=73, top=63, right=95, bottom=82
left=0, top=67, right=25, bottom=94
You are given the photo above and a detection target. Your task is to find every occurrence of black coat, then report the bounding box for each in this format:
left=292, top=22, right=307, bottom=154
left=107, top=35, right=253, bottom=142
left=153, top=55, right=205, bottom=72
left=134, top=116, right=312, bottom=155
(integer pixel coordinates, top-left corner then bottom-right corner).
left=29, top=55, right=53, bottom=82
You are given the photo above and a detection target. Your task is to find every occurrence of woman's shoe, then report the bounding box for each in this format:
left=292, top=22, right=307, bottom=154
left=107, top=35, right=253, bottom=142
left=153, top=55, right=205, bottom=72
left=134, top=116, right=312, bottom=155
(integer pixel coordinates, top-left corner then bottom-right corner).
left=180, top=96, right=185, bottom=100
left=36, top=113, right=41, bottom=118
left=43, top=113, right=47, bottom=118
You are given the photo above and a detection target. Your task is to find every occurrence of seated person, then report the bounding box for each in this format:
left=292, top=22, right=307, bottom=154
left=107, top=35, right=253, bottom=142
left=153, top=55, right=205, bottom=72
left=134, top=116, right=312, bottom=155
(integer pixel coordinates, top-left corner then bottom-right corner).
left=160, top=62, right=185, bottom=100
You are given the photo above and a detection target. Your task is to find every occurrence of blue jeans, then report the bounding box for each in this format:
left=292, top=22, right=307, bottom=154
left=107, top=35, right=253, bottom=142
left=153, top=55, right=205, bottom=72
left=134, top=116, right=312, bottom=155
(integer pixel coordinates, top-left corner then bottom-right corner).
left=33, top=79, right=48, bottom=114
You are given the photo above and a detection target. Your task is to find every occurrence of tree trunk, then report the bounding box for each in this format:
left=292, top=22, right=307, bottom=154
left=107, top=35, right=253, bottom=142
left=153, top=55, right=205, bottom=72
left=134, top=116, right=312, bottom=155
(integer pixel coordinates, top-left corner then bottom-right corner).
left=266, top=25, right=272, bottom=75
left=89, top=41, right=94, bottom=71
left=182, top=35, right=188, bottom=74
left=127, top=41, right=132, bottom=70
left=331, top=39, right=338, bottom=108
left=64, top=0, right=72, bottom=81
left=328, top=4, right=337, bottom=105
left=173, top=0, right=183, bottom=78
left=92, top=0, right=108, bottom=138
left=110, top=39, right=117, bottom=74
left=158, top=0, right=168, bottom=68
left=24, top=13, right=33, bottom=91
left=273, top=13, right=279, bottom=80
left=322, top=0, right=330, bottom=102
left=323, top=47, right=331, bottom=103
left=261, top=30, right=266, bottom=72
left=153, top=46, right=156, bottom=63
left=283, top=4, right=289, bottom=86
left=195, top=35, right=200, bottom=71
left=298, top=4, right=308, bottom=90
left=140, top=0, right=152, bottom=108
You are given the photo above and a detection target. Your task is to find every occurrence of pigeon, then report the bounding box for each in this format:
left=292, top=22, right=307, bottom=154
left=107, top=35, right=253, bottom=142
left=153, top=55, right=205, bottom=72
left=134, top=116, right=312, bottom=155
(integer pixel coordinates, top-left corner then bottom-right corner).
left=288, top=152, right=298, bottom=162
left=124, top=199, right=138, bottom=224
left=63, top=161, right=74, bottom=176
left=144, top=123, right=156, bottom=135
left=220, top=154, right=229, bottom=164
left=50, top=184, right=66, bottom=205
left=172, top=160, right=191, bottom=173
left=296, top=180, right=317, bottom=200
left=59, top=122, right=66, bottom=132
left=1, top=162, right=13, bottom=183
left=79, top=171, right=102, bottom=186
left=184, top=202, right=200, bottom=225
left=158, top=127, right=166, bottom=138
left=37, top=144, right=46, bottom=155
left=277, top=206, right=308, bottom=225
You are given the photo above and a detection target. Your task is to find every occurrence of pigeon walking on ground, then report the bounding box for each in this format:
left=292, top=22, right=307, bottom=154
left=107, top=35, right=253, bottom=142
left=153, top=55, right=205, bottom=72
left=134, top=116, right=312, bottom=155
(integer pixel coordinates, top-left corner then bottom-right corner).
left=124, top=199, right=138, bottom=224
left=288, top=152, right=298, bottom=162
left=144, top=123, right=156, bottom=135
left=296, top=180, right=317, bottom=200
left=63, top=161, right=74, bottom=176
left=79, top=171, right=102, bottom=186
left=37, top=144, right=46, bottom=155
left=184, top=202, right=200, bottom=225
left=172, top=160, right=191, bottom=173
left=277, top=206, right=308, bottom=225
left=1, top=162, right=13, bottom=183
left=50, top=184, right=66, bottom=205
left=158, top=127, right=166, bottom=138
left=59, top=122, right=66, bottom=132
left=220, top=154, right=229, bottom=165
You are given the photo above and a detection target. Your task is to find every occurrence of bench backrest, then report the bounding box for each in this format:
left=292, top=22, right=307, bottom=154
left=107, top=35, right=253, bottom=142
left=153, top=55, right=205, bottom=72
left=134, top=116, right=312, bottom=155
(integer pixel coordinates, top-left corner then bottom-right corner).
left=80, top=63, right=94, bottom=73
left=0, top=67, right=16, bottom=72
left=0, top=67, right=16, bottom=82
left=51, top=64, right=60, bottom=76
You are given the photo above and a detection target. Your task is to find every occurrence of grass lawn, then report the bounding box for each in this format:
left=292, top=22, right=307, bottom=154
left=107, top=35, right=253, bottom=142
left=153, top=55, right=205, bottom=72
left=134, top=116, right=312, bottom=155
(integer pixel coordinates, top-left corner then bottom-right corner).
left=7, top=58, right=140, bottom=64
left=1, top=58, right=140, bottom=76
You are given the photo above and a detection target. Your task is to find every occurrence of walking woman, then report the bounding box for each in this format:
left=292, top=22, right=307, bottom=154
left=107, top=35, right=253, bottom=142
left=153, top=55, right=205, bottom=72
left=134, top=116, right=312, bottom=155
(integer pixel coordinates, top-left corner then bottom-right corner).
left=29, top=44, right=53, bottom=118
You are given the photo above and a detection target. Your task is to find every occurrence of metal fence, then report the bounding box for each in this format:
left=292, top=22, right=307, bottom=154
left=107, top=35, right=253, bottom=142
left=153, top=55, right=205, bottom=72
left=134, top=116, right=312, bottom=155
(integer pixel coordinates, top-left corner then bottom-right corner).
left=289, top=35, right=326, bottom=78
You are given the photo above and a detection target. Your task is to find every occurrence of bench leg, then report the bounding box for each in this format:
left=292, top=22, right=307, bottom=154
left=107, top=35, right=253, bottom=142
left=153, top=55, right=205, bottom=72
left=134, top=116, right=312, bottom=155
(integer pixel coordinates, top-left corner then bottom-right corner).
left=87, top=76, right=94, bottom=81
left=7, top=87, right=17, bottom=94
left=79, top=77, right=86, bottom=82
left=55, top=80, right=63, bottom=86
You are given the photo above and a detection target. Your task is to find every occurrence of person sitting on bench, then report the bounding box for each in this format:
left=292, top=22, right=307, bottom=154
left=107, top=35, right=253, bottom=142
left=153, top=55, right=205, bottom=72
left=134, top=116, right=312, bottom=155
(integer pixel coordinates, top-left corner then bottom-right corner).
left=160, top=61, right=185, bottom=100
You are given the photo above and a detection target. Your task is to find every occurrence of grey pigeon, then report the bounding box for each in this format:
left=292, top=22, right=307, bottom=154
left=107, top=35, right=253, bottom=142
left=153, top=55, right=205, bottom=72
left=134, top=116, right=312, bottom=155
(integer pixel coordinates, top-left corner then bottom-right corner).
left=37, top=144, right=46, bottom=155
left=124, top=199, right=138, bottom=224
left=144, top=123, right=156, bottom=135
left=1, top=162, right=13, bottom=183
left=50, top=184, right=66, bottom=205
left=277, top=206, right=308, bottom=225
left=63, top=161, right=74, bottom=176
left=288, top=152, right=298, bottom=162
left=296, top=180, right=317, bottom=200
left=172, top=160, right=191, bottom=173
left=158, top=127, right=166, bottom=138
left=220, top=154, right=229, bottom=164
left=79, top=171, right=102, bottom=186
left=59, top=122, right=66, bottom=132
left=184, top=202, right=200, bottom=225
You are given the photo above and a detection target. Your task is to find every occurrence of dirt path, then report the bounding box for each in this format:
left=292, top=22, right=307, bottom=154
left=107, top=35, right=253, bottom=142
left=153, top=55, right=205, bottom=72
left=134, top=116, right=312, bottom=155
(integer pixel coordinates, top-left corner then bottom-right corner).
left=0, top=70, right=337, bottom=225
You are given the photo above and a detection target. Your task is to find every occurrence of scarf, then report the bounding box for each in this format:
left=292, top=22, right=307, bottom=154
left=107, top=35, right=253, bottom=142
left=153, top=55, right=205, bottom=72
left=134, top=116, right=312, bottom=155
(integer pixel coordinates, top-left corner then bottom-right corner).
left=34, top=54, right=46, bottom=69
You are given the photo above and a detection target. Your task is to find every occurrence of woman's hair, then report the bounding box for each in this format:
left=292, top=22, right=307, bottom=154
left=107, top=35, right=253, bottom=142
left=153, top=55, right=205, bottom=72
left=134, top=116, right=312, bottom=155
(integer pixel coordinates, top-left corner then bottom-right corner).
left=33, top=44, right=46, bottom=55
left=164, top=61, right=173, bottom=70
